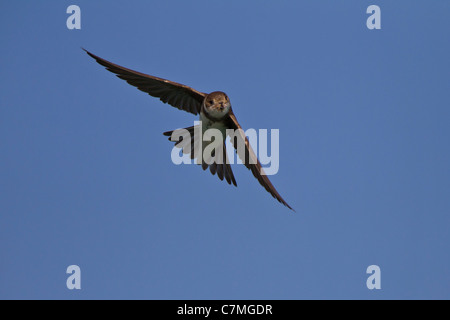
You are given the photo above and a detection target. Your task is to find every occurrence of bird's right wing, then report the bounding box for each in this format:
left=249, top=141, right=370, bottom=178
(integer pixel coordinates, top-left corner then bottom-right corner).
left=84, top=49, right=206, bottom=115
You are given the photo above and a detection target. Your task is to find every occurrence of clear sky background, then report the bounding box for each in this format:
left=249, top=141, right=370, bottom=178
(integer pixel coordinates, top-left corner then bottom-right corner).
left=1, top=1, right=449, bottom=299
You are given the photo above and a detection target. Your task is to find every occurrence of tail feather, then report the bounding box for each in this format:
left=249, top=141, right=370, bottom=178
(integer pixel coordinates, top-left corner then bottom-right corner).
left=163, top=126, right=237, bottom=186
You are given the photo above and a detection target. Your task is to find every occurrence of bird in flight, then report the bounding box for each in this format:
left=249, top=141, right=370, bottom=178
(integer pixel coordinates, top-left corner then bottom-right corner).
left=84, top=49, right=293, bottom=211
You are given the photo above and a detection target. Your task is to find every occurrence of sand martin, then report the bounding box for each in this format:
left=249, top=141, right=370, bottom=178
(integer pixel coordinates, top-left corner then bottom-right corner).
left=84, top=49, right=293, bottom=210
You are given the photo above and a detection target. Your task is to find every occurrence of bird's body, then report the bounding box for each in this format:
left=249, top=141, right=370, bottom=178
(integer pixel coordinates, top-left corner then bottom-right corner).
left=84, top=49, right=293, bottom=210
left=199, top=91, right=230, bottom=137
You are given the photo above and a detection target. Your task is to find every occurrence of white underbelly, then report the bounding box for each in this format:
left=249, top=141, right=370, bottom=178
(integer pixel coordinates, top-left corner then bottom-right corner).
left=200, top=113, right=228, bottom=138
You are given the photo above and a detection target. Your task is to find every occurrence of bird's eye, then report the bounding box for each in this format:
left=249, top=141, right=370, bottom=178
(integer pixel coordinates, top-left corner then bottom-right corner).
left=209, top=100, right=214, bottom=105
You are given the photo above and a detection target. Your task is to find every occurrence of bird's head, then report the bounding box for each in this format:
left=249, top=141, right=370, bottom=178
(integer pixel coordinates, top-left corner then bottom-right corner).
left=204, top=91, right=231, bottom=119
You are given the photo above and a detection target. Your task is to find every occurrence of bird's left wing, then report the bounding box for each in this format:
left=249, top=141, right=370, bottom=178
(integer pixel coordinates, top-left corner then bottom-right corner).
left=226, top=110, right=294, bottom=211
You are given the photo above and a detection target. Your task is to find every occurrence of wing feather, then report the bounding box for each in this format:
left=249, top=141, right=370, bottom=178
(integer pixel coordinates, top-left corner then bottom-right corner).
left=226, top=110, right=293, bottom=210
left=84, top=49, right=206, bottom=115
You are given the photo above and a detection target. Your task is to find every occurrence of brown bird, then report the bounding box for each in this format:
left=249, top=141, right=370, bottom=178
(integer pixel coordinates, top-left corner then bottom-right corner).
left=84, top=49, right=293, bottom=211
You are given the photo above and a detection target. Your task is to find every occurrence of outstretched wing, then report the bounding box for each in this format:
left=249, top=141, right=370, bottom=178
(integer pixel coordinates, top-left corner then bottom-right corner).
left=84, top=49, right=206, bottom=115
left=226, top=110, right=294, bottom=211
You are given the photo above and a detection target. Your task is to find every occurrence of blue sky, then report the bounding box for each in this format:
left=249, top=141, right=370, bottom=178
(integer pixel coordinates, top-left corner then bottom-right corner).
left=1, top=1, right=449, bottom=299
